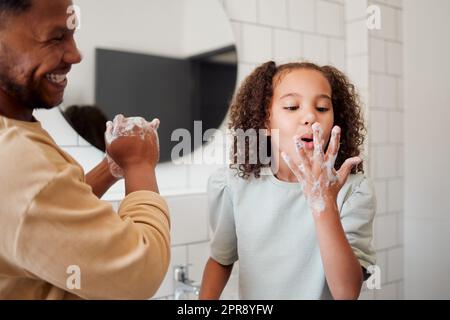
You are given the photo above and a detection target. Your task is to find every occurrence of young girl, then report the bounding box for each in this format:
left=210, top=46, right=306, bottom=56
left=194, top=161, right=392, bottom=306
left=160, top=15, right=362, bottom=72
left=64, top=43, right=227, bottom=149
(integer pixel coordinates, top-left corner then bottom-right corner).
left=199, top=61, right=376, bottom=300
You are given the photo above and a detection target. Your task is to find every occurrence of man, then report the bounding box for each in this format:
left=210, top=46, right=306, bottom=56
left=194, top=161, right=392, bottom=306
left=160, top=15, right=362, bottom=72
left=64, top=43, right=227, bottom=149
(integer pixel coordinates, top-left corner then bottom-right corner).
left=0, top=0, right=170, bottom=299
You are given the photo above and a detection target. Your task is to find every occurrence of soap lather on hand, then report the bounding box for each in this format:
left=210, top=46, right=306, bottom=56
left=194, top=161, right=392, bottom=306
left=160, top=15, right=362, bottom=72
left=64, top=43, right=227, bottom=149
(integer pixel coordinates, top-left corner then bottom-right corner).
left=105, top=114, right=160, bottom=178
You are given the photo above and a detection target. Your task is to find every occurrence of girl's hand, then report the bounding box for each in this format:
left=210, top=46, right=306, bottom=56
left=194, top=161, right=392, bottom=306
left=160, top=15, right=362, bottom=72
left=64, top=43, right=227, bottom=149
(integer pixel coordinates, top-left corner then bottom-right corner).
left=281, top=122, right=361, bottom=215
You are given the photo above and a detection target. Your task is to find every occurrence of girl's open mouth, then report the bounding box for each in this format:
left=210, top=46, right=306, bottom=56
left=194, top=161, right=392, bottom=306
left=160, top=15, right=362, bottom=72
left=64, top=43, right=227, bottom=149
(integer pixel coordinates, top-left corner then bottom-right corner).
left=298, top=136, right=314, bottom=150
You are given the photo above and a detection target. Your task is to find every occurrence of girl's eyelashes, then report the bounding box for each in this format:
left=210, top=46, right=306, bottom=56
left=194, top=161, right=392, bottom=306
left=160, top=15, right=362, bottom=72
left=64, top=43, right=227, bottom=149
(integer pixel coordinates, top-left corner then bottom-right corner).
left=282, top=105, right=330, bottom=112
left=283, top=106, right=329, bottom=112
left=316, top=107, right=329, bottom=112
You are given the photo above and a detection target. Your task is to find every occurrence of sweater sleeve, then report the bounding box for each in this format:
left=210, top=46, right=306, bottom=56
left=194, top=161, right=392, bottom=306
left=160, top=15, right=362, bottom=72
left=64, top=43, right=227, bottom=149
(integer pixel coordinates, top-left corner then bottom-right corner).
left=14, top=164, right=170, bottom=300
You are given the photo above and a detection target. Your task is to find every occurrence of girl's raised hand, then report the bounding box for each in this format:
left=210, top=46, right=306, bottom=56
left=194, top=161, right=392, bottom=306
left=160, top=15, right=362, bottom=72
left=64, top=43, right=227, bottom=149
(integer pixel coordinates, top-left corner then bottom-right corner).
left=281, top=123, right=361, bottom=215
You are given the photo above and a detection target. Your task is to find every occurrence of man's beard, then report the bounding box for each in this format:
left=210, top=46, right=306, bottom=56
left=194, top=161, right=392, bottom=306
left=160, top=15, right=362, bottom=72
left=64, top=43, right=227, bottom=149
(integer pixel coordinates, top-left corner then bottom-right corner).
left=0, top=65, right=53, bottom=111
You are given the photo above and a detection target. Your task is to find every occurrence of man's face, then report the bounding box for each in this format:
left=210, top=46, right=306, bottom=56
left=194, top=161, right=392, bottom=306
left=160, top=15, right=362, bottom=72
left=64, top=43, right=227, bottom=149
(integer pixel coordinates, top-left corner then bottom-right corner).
left=0, top=0, right=82, bottom=110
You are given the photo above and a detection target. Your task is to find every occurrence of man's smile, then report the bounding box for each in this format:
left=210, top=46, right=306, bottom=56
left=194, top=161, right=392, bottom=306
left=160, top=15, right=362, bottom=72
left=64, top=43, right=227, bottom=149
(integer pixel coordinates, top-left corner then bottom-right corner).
left=45, top=73, right=67, bottom=88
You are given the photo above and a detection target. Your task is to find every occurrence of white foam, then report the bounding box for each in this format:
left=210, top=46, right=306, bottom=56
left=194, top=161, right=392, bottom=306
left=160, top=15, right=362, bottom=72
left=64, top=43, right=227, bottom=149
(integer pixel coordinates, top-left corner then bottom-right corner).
left=104, top=115, right=160, bottom=178
left=312, top=122, right=324, bottom=160
left=294, top=124, right=342, bottom=215
left=310, top=196, right=325, bottom=213
left=283, top=124, right=353, bottom=215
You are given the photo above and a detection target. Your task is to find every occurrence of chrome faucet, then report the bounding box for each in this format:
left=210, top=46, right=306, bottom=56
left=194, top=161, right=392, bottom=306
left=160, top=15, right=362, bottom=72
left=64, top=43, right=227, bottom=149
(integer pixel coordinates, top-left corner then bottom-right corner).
left=174, top=265, right=200, bottom=300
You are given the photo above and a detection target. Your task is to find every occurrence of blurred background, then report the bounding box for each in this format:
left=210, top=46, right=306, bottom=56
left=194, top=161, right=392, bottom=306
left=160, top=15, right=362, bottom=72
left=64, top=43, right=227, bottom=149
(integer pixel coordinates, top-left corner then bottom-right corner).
left=34, top=0, right=450, bottom=300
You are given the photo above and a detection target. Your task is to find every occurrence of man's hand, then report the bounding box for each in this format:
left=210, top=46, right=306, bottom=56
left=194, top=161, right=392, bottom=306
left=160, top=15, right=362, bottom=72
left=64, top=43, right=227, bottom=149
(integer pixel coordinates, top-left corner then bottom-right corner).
left=106, top=118, right=160, bottom=172
left=105, top=115, right=161, bottom=195
left=105, top=115, right=160, bottom=178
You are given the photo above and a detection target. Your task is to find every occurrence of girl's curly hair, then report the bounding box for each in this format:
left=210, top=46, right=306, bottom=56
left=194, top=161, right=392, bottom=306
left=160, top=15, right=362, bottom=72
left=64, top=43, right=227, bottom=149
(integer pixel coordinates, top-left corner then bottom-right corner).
left=229, top=61, right=366, bottom=179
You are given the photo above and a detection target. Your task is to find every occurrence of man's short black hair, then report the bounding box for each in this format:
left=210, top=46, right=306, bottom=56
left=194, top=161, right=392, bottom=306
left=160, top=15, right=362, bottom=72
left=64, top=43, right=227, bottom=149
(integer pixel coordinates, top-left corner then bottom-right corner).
left=0, top=0, right=32, bottom=15
left=0, top=0, right=32, bottom=29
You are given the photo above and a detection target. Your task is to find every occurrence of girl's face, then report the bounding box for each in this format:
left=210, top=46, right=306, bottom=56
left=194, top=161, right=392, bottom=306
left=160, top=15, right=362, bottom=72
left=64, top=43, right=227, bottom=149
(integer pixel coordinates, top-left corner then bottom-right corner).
left=268, top=68, right=334, bottom=165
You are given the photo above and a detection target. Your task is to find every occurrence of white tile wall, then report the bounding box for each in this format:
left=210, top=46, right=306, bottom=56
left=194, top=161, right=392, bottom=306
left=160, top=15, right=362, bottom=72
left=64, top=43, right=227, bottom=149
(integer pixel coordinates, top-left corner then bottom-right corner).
left=258, top=0, right=288, bottom=28
left=328, top=38, right=346, bottom=70
left=374, top=145, right=398, bottom=178
left=223, top=0, right=257, bottom=22
left=374, top=214, right=398, bottom=250
left=387, top=178, right=403, bottom=212
left=366, top=2, right=404, bottom=301
left=241, top=24, right=273, bottom=63
left=396, top=145, right=404, bottom=177
left=345, top=0, right=404, bottom=300
left=237, top=62, right=259, bottom=84
left=34, top=108, right=78, bottom=146
left=187, top=242, right=211, bottom=283
left=273, top=29, right=302, bottom=63
left=156, top=163, right=189, bottom=191
left=388, top=110, right=403, bottom=144
left=288, top=0, right=316, bottom=32
left=387, top=246, right=403, bottom=282
left=370, top=110, right=388, bottom=144
left=167, top=193, right=209, bottom=246
left=303, top=34, right=328, bottom=65
left=61, top=146, right=105, bottom=173
left=373, top=179, right=387, bottom=214
left=386, top=41, right=402, bottom=75
left=370, top=37, right=386, bottom=73
left=375, top=249, right=388, bottom=284
left=374, top=281, right=398, bottom=299
left=187, top=164, right=223, bottom=189
left=345, top=0, right=368, bottom=21
left=347, top=54, right=369, bottom=89
left=316, top=1, right=345, bottom=37
left=346, top=20, right=368, bottom=56
left=370, top=74, right=397, bottom=109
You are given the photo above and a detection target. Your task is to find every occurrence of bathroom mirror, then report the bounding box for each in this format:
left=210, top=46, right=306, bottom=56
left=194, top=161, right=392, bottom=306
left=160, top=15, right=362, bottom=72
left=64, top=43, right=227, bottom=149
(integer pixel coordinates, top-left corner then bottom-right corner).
left=61, top=0, right=237, bottom=162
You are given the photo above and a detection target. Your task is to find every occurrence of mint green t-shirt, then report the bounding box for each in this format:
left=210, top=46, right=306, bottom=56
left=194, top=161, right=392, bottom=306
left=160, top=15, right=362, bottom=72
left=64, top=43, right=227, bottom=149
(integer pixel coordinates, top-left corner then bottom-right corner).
left=207, top=167, right=376, bottom=300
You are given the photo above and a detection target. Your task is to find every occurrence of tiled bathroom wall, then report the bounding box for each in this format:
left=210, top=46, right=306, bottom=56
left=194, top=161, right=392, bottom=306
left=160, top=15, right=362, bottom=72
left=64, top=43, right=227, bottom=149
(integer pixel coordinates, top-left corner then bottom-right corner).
left=342, top=0, right=404, bottom=300
left=35, top=0, right=404, bottom=300
left=366, top=0, right=404, bottom=300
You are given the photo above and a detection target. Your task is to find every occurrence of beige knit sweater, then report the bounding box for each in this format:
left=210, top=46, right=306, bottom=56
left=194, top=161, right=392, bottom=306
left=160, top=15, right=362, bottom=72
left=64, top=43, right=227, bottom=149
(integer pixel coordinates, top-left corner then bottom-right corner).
left=0, top=114, right=170, bottom=300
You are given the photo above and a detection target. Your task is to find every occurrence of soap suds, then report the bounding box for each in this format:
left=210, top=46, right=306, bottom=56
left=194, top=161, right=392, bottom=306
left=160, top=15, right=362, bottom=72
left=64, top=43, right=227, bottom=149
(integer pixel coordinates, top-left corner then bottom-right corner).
left=105, top=115, right=160, bottom=178
left=310, top=180, right=325, bottom=213
left=283, top=123, right=344, bottom=216
left=323, top=126, right=340, bottom=187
